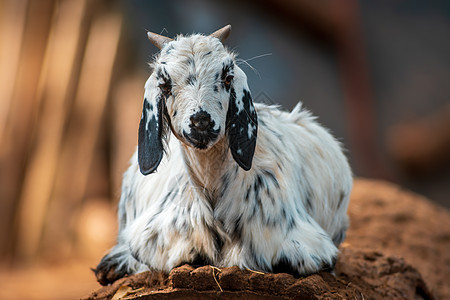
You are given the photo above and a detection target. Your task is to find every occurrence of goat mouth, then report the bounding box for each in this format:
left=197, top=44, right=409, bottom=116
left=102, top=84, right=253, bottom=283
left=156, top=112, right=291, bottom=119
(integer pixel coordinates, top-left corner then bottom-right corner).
left=183, top=128, right=220, bottom=149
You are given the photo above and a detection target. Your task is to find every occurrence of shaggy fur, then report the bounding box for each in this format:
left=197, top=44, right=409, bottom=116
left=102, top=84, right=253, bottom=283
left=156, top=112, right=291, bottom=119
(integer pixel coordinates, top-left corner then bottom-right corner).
left=95, top=29, right=352, bottom=285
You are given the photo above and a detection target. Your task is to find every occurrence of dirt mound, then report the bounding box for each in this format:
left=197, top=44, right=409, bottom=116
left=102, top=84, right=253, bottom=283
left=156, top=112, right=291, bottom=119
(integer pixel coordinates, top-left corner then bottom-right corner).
left=346, top=179, right=450, bottom=299
left=84, top=179, right=450, bottom=299
left=84, top=247, right=432, bottom=299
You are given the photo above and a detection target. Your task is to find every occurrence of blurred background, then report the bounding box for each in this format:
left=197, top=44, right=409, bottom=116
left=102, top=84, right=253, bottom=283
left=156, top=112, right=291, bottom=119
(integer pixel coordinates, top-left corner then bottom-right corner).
left=0, top=0, right=449, bottom=299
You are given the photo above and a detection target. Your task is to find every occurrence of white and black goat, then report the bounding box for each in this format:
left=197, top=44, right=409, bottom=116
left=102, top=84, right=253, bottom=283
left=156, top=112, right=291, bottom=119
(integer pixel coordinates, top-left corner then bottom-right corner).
left=95, top=25, right=352, bottom=285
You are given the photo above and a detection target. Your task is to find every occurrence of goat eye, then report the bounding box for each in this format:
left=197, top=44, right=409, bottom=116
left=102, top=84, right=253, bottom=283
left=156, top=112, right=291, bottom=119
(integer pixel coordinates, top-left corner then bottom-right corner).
left=159, top=82, right=171, bottom=94
left=224, top=75, right=234, bottom=87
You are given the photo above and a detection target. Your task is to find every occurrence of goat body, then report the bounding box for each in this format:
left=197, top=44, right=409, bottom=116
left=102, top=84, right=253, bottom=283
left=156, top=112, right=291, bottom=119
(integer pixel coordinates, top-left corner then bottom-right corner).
left=95, top=26, right=352, bottom=285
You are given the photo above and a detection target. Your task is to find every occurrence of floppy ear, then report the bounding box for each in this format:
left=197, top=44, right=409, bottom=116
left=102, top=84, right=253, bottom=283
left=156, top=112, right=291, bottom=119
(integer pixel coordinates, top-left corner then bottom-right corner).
left=226, top=67, right=258, bottom=171
left=138, top=75, right=168, bottom=175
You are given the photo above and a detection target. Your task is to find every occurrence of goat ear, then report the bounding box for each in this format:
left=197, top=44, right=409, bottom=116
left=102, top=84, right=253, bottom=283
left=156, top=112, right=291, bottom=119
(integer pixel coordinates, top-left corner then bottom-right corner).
left=138, top=76, right=166, bottom=175
left=226, top=68, right=258, bottom=171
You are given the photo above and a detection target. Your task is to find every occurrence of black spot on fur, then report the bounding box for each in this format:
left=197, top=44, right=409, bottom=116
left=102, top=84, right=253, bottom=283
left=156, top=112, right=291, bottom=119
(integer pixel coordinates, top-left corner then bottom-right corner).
left=229, top=214, right=243, bottom=242
left=94, top=252, right=129, bottom=285
left=321, top=256, right=337, bottom=273
left=304, top=190, right=313, bottom=212
left=253, top=183, right=261, bottom=201
left=253, top=174, right=264, bottom=200
left=191, top=253, right=212, bottom=266
left=156, top=67, right=171, bottom=83
left=173, top=110, right=177, bottom=117
left=160, top=192, right=170, bottom=207
left=277, top=162, right=283, bottom=171
left=186, top=73, right=196, bottom=85
left=177, top=253, right=211, bottom=269
left=267, top=191, right=275, bottom=205
left=156, top=69, right=162, bottom=79
left=130, top=250, right=143, bottom=264
left=305, top=196, right=313, bottom=212
left=162, top=186, right=179, bottom=206
left=265, top=215, right=277, bottom=228
left=212, top=228, right=225, bottom=254
left=332, top=230, right=346, bottom=246
left=171, top=216, right=177, bottom=227
left=217, top=101, right=223, bottom=110
left=203, top=51, right=212, bottom=57
left=338, top=191, right=345, bottom=209
left=287, top=216, right=296, bottom=231
left=186, top=56, right=195, bottom=66
left=263, top=170, right=280, bottom=189
left=272, top=256, right=301, bottom=277
left=257, top=174, right=265, bottom=188
left=244, top=188, right=251, bottom=202
left=311, top=255, right=322, bottom=267
left=181, top=220, right=189, bottom=232
left=155, top=68, right=172, bottom=96
left=213, top=85, right=219, bottom=93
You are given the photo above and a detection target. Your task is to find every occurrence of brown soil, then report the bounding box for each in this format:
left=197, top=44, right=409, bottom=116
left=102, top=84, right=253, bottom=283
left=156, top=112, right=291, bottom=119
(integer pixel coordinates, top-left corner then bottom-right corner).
left=84, top=179, right=450, bottom=299
left=346, top=179, right=450, bottom=299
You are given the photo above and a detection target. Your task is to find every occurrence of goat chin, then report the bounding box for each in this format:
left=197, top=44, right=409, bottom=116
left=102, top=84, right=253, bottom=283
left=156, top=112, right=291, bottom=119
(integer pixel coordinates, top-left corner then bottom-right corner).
left=94, top=26, right=352, bottom=286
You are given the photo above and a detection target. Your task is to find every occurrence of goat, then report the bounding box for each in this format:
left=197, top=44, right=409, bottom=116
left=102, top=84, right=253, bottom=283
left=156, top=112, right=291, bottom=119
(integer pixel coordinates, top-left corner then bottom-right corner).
left=94, top=25, right=353, bottom=285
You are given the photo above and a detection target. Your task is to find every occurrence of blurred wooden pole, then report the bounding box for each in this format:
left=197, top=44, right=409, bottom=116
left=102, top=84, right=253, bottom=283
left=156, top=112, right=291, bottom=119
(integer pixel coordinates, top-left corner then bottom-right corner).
left=0, top=0, right=29, bottom=260
left=15, top=0, right=87, bottom=262
left=0, top=0, right=54, bottom=261
left=0, top=0, right=28, bottom=147
left=45, top=12, right=122, bottom=259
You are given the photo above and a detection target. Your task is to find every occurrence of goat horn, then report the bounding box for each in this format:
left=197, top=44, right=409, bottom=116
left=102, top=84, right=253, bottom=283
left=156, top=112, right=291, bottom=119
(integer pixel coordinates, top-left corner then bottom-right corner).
left=147, top=31, right=173, bottom=50
left=210, top=25, right=232, bottom=43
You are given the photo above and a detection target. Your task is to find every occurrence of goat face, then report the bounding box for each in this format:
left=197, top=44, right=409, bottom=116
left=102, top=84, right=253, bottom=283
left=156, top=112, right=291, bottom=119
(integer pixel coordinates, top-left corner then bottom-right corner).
left=161, top=36, right=233, bottom=150
left=138, top=27, right=258, bottom=175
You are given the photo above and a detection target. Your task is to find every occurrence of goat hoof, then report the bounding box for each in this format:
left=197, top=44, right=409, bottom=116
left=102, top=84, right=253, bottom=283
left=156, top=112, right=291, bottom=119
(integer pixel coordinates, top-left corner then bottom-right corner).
left=94, top=258, right=127, bottom=285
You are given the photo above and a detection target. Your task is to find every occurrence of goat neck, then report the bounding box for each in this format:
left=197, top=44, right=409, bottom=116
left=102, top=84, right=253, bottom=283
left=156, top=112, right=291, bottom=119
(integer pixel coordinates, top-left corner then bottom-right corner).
left=180, top=137, right=232, bottom=206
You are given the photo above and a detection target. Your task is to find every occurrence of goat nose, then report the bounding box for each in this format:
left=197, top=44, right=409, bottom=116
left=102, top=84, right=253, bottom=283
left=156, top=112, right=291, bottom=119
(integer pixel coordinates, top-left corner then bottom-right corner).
left=190, top=111, right=213, bottom=131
